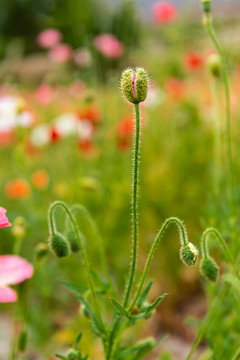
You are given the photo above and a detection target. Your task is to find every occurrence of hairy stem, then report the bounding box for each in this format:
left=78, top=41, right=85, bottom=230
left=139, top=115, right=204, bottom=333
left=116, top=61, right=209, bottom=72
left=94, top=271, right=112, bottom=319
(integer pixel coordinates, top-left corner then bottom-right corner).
left=128, top=217, right=187, bottom=311
left=123, top=103, right=141, bottom=307
left=49, top=201, right=104, bottom=331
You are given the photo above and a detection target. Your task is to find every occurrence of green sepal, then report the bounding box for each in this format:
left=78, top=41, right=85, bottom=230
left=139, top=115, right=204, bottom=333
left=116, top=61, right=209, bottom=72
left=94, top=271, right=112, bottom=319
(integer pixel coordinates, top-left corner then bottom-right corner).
left=110, top=298, right=129, bottom=318
left=144, top=293, right=167, bottom=316
left=137, top=280, right=153, bottom=308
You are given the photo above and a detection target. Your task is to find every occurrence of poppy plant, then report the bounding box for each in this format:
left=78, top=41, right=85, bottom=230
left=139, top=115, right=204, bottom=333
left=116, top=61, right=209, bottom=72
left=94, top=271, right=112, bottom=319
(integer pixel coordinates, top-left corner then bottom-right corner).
left=0, top=255, right=33, bottom=302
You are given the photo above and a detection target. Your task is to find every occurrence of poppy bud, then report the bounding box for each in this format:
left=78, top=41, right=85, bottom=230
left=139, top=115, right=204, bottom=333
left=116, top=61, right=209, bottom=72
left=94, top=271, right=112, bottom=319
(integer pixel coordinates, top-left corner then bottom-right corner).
left=18, top=329, right=27, bottom=352
left=49, top=233, right=70, bottom=258
left=66, top=230, right=80, bottom=253
left=201, top=0, right=212, bottom=13
left=66, top=349, right=81, bottom=360
left=180, top=242, right=199, bottom=266
left=208, top=53, right=221, bottom=78
left=121, top=68, right=148, bottom=104
left=200, top=257, right=219, bottom=282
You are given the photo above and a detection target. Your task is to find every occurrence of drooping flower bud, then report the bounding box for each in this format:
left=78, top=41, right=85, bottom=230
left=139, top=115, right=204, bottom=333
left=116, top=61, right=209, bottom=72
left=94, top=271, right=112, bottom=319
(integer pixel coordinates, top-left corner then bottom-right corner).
left=201, top=0, right=212, bottom=14
left=66, top=348, right=81, bottom=360
left=200, top=257, right=219, bottom=282
left=121, top=68, right=148, bottom=104
left=18, top=329, right=27, bottom=352
left=180, top=242, right=199, bottom=266
left=66, top=230, right=80, bottom=253
left=208, top=53, right=221, bottom=78
left=49, top=233, right=70, bottom=258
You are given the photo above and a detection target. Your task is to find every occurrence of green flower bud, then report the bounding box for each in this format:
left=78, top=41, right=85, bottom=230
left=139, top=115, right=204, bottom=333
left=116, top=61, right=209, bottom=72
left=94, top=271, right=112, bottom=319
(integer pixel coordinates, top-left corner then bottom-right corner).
left=208, top=54, right=221, bottom=78
left=18, top=330, right=27, bottom=352
left=201, top=0, right=212, bottom=13
left=121, top=68, right=148, bottom=104
left=200, top=257, right=219, bottom=282
left=49, top=233, right=70, bottom=258
left=66, top=349, right=81, bottom=360
left=66, top=230, right=80, bottom=253
left=180, top=242, right=199, bottom=266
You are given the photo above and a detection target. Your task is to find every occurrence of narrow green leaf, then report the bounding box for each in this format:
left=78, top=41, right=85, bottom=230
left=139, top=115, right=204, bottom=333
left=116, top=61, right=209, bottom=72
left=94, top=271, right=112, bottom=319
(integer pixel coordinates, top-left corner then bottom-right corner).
left=55, top=354, right=66, bottom=360
left=222, top=274, right=240, bottom=297
left=144, top=293, right=167, bottom=316
left=90, top=270, right=109, bottom=293
left=137, top=280, right=153, bottom=308
left=110, top=298, right=129, bottom=318
left=74, top=332, right=83, bottom=348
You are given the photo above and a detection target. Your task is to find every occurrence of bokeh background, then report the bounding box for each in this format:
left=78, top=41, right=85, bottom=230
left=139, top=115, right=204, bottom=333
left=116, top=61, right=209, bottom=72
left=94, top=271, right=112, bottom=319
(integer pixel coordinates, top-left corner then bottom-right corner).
left=1, top=0, right=240, bottom=359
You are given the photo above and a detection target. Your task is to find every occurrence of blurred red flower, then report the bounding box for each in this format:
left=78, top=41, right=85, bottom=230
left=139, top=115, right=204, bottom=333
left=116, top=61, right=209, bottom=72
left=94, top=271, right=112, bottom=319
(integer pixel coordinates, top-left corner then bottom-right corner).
left=32, top=170, right=49, bottom=189
left=5, top=179, right=30, bottom=199
left=78, top=105, right=101, bottom=126
left=184, top=52, right=204, bottom=71
left=37, top=28, right=62, bottom=49
left=48, top=44, right=72, bottom=63
left=152, top=1, right=177, bottom=24
left=116, top=116, right=134, bottom=150
left=34, top=84, right=53, bottom=106
left=165, top=77, right=185, bottom=99
left=94, top=34, right=124, bottom=59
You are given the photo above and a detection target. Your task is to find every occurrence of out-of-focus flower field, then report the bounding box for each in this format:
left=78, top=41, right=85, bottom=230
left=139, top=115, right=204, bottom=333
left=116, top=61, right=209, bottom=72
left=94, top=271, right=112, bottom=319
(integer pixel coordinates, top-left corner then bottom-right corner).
left=1, top=0, right=240, bottom=359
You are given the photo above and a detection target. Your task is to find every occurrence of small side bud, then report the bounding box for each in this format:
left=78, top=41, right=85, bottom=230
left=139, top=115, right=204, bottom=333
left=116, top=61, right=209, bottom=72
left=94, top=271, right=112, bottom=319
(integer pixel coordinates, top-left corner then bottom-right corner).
left=49, top=233, right=70, bottom=258
left=208, top=54, right=221, bottom=78
left=36, top=242, right=48, bottom=260
left=79, top=303, right=90, bottom=319
left=66, top=230, right=80, bottom=253
left=180, top=242, right=199, bottom=266
left=18, top=330, right=27, bottom=352
left=200, top=257, right=219, bottom=282
left=121, top=68, right=148, bottom=104
left=11, top=216, right=26, bottom=238
left=66, top=349, right=81, bottom=360
left=201, top=0, right=212, bottom=13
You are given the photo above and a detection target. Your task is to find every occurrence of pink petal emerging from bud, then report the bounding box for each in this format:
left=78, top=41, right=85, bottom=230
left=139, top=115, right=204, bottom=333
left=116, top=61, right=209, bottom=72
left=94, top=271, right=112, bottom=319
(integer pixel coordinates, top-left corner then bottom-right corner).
left=0, top=286, right=18, bottom=303
left=0, top=207, right=11, bottom=228
left=0, top=255, right=33, bottom=286
left=132, top=74, right=137, bottom=99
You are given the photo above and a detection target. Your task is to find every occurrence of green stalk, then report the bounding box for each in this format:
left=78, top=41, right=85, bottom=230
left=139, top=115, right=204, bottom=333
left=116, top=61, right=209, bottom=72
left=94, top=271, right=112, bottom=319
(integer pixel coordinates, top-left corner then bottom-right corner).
left=203, top=13, right=236, bottom=213
left=49, top=201, right=104, bottom=331
left=128, top=217, right=187, bottom=311
left=212, top=80, right=221, bottom=196
left=123, top=103, right=141, bottom=307
left=71, top=204, right=116, bottom=295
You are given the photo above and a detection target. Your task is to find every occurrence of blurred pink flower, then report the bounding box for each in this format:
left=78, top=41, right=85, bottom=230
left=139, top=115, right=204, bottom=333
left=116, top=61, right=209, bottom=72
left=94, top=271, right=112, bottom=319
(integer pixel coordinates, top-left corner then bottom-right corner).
left=0, top=255, right=33, bottom=302
left=48, top=44, right=72, bottom=63
left=37, top=28, right=62, bottom=49
left=152, top=1, right=177, bottom=24
left=0, top=207, right=11, bottom=228
left=94, top=34, right=124, bottom=59
left=35, top=84, right=53, bottom=106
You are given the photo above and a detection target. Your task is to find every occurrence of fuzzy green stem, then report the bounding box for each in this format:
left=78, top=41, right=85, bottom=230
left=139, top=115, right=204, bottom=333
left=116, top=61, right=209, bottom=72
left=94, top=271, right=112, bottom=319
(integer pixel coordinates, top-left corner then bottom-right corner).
left=201, top=227, right=239, bottom=279
left=128, top=217, right=187, bottom=311
left=203, top=13, right=236, bottom=213
left=49, top=201, right=104, bottom=331
left=71, top=204, right=115, bottom=294
left=123, top=103, right=141, bottom=307
left=185, top=285, right=229, bottom=360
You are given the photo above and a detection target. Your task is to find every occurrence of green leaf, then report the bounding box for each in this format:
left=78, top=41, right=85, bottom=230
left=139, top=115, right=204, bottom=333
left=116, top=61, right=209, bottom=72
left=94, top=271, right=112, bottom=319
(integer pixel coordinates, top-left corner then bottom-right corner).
left=137, top=281, right=153, bottom=308
left=90, top=270, right=109, bottom=293
left=55, top=354, right=66, bottom=360
left=64, top=282, right=104, bottom=335
left=74, top=332, right=83, bottom=348
left=144, top=293, right=167, bottom=316
left=110, top=298, right=129, bottom=318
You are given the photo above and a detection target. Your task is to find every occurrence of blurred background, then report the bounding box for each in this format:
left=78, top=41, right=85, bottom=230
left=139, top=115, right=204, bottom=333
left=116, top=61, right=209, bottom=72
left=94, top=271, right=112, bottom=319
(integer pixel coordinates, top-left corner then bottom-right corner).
left=1, top=0, right=240, bottom=359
